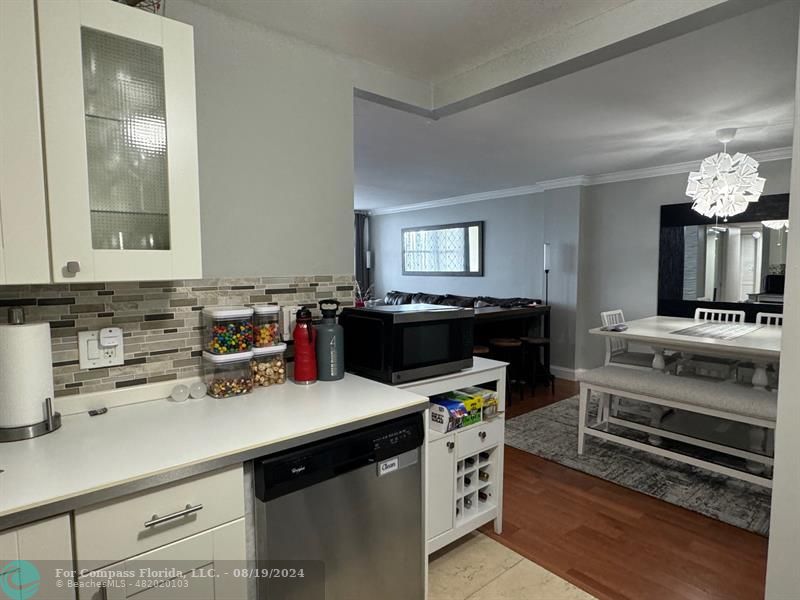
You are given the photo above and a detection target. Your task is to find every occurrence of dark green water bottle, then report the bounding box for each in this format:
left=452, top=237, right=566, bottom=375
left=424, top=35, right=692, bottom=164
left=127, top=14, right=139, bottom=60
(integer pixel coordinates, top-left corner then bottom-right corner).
left=316, top=299, right=344, bottom=381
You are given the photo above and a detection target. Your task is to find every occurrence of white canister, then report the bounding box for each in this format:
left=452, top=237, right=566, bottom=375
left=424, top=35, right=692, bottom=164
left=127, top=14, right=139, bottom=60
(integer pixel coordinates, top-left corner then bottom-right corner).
left=0, top=322, right=55, bottom=428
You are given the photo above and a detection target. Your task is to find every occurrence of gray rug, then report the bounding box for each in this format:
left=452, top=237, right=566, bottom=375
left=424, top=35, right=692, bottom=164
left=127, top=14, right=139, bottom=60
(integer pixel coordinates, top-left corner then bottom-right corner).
left=505, top=396, right=771, bottom=536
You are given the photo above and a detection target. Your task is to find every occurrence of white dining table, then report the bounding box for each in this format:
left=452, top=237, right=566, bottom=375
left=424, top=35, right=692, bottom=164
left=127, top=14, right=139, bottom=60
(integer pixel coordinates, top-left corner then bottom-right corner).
left=589, top=315, right=782, bottom=389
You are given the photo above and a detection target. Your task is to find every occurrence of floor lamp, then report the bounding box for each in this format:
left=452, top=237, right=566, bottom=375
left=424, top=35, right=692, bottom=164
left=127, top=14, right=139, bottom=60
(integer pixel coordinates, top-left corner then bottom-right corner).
left=543, top=243, right=551, bottom=305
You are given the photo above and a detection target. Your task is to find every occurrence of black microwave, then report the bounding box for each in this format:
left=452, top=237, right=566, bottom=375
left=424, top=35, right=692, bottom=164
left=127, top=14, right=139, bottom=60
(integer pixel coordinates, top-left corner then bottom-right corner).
left=339, top=304, right=474, bottom=384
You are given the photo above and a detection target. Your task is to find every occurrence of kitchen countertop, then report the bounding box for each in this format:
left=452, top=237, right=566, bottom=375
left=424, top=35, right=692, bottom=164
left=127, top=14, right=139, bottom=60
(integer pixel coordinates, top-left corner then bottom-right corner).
left=0, top=374, right=428, bottom=530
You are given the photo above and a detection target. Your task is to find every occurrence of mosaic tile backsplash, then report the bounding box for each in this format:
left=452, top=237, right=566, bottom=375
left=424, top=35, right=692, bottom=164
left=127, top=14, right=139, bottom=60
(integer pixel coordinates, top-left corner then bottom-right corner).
left=0, top=275, right=355, bottom=397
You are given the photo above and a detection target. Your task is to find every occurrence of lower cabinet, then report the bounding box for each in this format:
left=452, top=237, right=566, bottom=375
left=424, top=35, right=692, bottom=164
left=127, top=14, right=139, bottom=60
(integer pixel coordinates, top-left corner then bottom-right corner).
left=0, top=514, right=75, bottom=600
left=77, top=519, right=246, bottom=600
left=425, top=418, right=505, bottom=554
left=427, top=435, right=456, bottom=540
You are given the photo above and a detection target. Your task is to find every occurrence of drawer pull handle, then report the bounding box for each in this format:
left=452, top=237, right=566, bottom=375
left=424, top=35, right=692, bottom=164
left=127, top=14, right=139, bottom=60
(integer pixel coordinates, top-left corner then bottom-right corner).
left=446, top=441, right=455, bottom=450
left=144, top=503, right=203, bottom=528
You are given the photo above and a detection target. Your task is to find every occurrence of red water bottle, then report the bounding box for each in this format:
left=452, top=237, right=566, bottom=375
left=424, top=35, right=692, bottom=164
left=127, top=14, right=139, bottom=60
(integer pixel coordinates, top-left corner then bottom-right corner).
left=292, top=307, right=317, bottom=384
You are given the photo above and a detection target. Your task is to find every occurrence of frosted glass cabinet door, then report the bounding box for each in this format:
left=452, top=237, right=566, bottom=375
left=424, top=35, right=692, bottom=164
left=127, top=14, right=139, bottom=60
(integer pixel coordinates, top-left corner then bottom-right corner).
left=37, top=0, right=202, bottom=282
left=0, top=0, right=51, bottom=284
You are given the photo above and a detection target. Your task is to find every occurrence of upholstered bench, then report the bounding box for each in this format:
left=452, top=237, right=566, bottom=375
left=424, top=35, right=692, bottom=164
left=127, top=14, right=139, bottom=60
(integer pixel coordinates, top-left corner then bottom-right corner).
left=577, top=366, right=777, bottom=487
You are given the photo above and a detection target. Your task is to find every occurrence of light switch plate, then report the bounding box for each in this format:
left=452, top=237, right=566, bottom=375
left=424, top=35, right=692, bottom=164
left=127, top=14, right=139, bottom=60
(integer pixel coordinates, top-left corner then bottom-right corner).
left=78, top=330, right=125, bottom=369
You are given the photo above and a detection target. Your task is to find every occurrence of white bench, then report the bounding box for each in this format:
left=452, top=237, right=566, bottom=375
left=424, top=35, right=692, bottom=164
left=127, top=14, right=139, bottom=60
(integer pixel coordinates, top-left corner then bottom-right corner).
left=578, top=366, right=777, bottom=487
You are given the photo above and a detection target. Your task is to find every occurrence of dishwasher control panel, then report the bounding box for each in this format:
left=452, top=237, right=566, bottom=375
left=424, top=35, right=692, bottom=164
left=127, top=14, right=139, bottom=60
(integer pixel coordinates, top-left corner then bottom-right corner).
left=254, top=411, right=424, bottom=502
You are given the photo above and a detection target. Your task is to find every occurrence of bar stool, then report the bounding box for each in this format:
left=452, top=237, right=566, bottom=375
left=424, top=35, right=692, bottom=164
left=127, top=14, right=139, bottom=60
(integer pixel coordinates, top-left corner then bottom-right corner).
left=489, top=338, right=523, bottom=404
left=520, top=336, right=554, bottom=396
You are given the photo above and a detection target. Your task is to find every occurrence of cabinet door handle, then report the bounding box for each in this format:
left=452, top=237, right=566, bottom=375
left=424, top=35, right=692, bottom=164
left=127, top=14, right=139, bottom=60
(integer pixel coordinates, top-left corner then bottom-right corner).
left=65, top=261, right=81, bottom=274
left=479, top=431, right=487, bottom=440
left=144, top=503, right=203, bottom=528
left=446, top=441, right=455, bottom=450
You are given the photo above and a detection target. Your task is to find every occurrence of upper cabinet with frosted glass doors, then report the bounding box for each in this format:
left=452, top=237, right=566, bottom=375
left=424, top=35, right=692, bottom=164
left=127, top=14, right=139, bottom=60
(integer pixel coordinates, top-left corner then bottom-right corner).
left=37, top=0, right=202, bottom=282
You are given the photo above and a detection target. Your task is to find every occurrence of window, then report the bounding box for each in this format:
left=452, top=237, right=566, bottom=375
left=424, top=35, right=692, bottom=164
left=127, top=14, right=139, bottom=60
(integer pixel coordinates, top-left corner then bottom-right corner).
left=402, top=222, right=484, bottom=276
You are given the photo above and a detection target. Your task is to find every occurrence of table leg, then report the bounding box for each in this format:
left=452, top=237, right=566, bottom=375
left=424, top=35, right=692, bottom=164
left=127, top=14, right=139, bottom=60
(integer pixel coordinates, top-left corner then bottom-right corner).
left=649, top=346, right=667, bottom=445
left=746, top=427, right=767, bottom=474
left=752, top=363, right=769, bottom=390
left=652, top=347, right=666, bottom=372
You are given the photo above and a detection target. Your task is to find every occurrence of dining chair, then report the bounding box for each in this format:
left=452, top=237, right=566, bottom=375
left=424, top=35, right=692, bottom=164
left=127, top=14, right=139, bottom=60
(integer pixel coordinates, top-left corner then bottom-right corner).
left=694, top=308, right=746, bottom=323
left=756, top=312, right=784, bottom=326
left=745, top=313, right=784, bottom=386
left=681, top=308, right=746, bottom=379
left=599, top=309, right=676, bottom=424
left=600, top=309, right=672, bottom=370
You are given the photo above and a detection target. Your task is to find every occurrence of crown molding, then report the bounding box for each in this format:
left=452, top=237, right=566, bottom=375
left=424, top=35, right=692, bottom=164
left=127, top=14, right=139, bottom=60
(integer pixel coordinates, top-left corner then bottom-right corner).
left=584, top=146, right=793, bottom=186
left=368, top=184, right=544, bottom=215
left=367, top=146, right=793, bottom=216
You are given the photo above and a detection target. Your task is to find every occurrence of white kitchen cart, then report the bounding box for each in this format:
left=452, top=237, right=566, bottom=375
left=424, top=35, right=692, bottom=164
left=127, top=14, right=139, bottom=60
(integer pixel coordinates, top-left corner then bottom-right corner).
left=399, top=357, right=507, bottom=554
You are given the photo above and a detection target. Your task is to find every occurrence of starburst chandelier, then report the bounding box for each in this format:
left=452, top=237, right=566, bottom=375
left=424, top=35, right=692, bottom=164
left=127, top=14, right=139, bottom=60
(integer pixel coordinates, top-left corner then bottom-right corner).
left=762, top=220, right=789, bottom=230
left=686, top=128, right=765, bottom=219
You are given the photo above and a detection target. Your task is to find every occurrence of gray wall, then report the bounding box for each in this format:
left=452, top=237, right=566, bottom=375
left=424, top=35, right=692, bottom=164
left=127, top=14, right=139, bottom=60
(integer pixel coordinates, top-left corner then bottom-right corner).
left=371, top=187, right=581, bottom=369
left=574, top=158, right=792, bottom=370
left=165, top=1, right=355, bottom=277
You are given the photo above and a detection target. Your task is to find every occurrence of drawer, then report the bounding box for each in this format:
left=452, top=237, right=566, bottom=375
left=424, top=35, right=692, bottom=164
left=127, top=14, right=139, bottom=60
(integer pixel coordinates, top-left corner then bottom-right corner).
left=75, top=464, right=244, bottom=572
left=457, top=418, right=503, bottom=459
left=77, top=519, right=246, bottom=600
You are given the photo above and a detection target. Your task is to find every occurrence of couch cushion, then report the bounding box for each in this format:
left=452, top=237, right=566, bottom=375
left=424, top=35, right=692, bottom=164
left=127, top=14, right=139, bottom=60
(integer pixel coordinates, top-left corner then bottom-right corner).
left=441, top=294, right=476, bottom=308
left=579, top=366, right=777, bottom=421
left=383, top=291, right=412, bottom=305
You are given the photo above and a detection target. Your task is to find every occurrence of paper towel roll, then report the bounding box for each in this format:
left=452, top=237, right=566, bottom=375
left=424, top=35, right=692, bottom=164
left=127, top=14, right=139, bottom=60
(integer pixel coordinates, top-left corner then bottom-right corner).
left=0, top=323, right=54, bottom=428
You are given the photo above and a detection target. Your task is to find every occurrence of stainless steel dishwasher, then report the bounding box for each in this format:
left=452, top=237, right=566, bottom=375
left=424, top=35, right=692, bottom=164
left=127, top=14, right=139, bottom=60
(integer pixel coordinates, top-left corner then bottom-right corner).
left=253, top=411, right=425, bottom=600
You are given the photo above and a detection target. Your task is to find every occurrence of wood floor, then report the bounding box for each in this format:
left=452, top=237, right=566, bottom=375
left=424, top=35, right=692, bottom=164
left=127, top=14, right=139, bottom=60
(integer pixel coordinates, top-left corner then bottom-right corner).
left=480, top=380, right=769, bottom=600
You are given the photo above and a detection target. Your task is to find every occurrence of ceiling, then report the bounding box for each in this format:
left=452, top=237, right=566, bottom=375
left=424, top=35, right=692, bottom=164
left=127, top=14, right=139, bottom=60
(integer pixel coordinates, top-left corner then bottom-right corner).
left=355, top=0, right=798, bottom=210
left=187, top=0, right=630, bottom=82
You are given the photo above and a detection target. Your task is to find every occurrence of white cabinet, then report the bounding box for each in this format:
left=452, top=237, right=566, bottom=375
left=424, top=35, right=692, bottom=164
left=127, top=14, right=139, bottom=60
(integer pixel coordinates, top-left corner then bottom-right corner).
left=77, top=519, right=246, bottom=600
left=0, top=514, right=75, bottom=599
left=36, top=0, right=202, bottom=282
left=400, top=357, right=507, bottom=555
left=0, top=0, right=52, bottom=284
left=427, top=436, right=456, bottom=540
left=74, top=464, right=245, bottom=573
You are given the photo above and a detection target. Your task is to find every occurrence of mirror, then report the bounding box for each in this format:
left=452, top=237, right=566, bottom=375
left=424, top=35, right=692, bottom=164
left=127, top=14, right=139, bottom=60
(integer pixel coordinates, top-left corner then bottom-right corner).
left=401, top=221, right=484, bottom=276
left=682, top=221, right=788, bottom=303
left=658, top=194, right=788, bottom=318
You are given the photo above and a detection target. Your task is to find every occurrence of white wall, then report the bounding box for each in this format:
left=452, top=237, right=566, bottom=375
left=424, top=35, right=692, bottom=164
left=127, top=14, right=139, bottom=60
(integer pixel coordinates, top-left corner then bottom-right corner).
left=371, top=187, right=581, bottom=368
left=164, top=0, right=421, bottom=278
left=574, top=158, right=792, bottom=371
left=766, top=16, right=800, bottom=597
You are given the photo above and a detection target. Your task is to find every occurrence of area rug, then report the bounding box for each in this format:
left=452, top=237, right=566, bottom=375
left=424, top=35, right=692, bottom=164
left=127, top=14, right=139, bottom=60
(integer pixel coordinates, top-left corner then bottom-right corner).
left=505, top=396, right=771, bottom=535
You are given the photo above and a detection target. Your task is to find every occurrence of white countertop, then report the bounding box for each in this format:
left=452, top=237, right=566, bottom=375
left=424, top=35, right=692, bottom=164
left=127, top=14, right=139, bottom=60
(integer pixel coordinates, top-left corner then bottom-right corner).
left=0, top=374, right=428, bottom=529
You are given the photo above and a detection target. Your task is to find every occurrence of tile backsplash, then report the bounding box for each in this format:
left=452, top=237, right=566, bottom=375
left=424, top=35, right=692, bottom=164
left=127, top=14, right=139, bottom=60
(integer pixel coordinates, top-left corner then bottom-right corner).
left=0, top=275, right=355, bottom=397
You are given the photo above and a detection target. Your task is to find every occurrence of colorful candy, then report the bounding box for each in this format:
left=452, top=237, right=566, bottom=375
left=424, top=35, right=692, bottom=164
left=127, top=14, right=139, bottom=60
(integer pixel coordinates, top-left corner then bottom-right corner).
left=255, top=322, right=280, bottom=347
left=208, top=321, right=253, bottom=353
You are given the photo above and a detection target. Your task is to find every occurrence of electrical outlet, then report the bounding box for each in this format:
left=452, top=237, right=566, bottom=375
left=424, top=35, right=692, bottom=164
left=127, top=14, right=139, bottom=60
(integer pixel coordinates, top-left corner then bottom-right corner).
left=78, top=329, right=125, bottom=369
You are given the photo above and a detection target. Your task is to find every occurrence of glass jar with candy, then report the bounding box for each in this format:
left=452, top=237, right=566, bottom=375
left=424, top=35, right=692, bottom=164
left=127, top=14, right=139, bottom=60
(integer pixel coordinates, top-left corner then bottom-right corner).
left=253, top=305, right=282, bottom=347
left=203, top=306, right=254, bottom=354
left=203, top=351, right=254, bottom=398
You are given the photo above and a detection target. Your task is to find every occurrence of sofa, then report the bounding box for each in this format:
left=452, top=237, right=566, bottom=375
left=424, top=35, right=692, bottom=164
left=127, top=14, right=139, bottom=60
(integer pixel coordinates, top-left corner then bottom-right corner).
left=383, top=290, right=540, bottom=309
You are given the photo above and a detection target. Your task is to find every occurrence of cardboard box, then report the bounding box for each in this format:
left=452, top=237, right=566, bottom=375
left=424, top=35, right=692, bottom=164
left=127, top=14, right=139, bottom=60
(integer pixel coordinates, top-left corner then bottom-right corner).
left=457, top=386, right=499, bottom=419
left=430, top=397, right=468, bottom=433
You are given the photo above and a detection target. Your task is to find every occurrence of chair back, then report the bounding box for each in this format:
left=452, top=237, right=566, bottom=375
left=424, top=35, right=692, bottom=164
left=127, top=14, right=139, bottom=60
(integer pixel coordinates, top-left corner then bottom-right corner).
left=756, top=312, right=784, bottom=326
left=600, top=309, right=627, bottom=363
left=694, top=308, right=746, bottom=323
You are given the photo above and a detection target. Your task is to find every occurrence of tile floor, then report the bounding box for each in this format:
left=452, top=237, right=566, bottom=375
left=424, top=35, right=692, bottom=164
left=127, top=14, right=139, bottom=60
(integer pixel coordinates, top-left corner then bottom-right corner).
left=428, top=532, right=596, bottom=600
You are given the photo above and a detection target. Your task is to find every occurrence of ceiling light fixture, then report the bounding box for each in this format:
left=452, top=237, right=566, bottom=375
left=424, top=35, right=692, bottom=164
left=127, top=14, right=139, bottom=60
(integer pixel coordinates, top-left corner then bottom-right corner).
left=762, top=220, right=789, bottom=230
left=686, top=128, right=766, bottom=219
